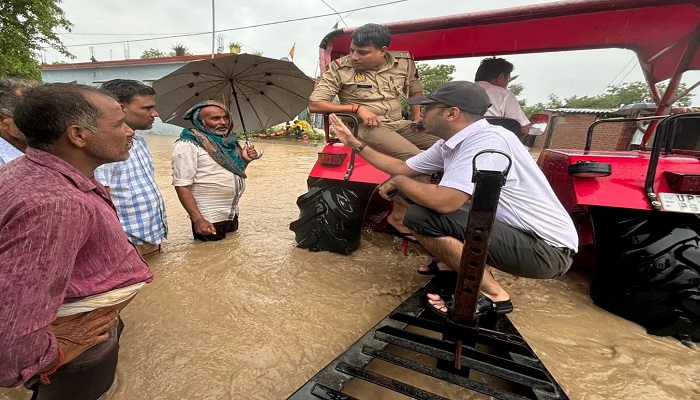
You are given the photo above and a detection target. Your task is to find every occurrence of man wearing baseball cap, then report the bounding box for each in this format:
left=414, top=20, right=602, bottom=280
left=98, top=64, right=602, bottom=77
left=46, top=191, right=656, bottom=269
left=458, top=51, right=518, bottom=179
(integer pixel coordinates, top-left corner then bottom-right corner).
left=328, top=80, right=577, bottom=318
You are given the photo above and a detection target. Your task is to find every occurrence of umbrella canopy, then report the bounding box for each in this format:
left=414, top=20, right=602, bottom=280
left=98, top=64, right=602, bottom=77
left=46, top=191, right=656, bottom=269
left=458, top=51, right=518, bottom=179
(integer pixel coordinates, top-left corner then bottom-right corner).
left=153, top=53, right=314, bottom=134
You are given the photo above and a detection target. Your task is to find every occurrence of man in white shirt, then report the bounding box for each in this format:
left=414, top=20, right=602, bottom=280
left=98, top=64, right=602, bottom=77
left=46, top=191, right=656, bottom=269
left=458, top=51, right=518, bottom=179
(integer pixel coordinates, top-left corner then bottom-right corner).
left=0, top=78, right=38, bottom=167
left=172, top=100, right=258, bottom=241
left=328, top=81, right=577, bottom=317
left=475, top=57, right=530, bottom=138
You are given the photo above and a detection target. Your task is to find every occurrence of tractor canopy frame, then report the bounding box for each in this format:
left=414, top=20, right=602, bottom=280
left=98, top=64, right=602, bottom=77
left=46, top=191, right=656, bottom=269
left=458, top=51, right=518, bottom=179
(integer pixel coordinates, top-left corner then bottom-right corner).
left=318, top=0, right=700, bottom=149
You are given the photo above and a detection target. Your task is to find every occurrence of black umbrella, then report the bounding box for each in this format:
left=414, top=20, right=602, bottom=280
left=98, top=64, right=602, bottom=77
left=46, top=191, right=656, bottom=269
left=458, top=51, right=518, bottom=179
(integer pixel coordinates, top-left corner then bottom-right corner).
left=153, top=53, right=315, bottom=143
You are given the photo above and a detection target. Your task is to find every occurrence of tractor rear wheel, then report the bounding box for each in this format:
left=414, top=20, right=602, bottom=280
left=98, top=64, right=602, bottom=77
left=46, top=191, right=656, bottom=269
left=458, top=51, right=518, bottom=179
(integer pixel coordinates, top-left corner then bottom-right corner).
left=590, top=207, right=700, bottom=342
left=290, top=178, right=376, bottom=255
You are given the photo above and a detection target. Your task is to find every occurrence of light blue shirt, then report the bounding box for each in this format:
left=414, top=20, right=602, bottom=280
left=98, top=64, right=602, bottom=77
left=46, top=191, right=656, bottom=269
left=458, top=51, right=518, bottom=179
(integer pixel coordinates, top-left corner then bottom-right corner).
left=0, top=137, right=23, bottom=167
left=94, top=133, right=168, bottom=245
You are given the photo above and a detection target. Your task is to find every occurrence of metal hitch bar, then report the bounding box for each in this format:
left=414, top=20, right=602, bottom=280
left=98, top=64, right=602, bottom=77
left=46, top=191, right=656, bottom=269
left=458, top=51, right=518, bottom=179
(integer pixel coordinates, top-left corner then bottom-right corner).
left=288, top=150, right=568, bottom=400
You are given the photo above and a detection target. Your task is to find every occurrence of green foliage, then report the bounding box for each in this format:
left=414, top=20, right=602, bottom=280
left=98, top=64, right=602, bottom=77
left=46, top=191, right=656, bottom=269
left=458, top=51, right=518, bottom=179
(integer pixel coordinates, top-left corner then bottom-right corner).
left=0, top=0, right=74, bottom=79
left=251, top=51, right=263, bottom=57
left=517, top=81, right=693, bottom=116
left=403, top=63, right=456, bottom=116
left=521, top=94, right=563, bottom=116
left=169, top=43, right=191, bottom=57
left=508, top=83, right=524, bottom=97
left=417, top=64, right=456, bottom=95
left=141, top=48, right=167, bottom=59
left=228, top=41, right=242, bottom=53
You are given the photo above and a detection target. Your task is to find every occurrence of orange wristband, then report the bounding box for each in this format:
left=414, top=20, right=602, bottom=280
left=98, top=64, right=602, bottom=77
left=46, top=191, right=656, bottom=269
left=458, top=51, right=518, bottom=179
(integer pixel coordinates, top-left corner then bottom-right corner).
left=352, top=104, right=360, bottom=113
left=39, top=349, right=64, bottom=385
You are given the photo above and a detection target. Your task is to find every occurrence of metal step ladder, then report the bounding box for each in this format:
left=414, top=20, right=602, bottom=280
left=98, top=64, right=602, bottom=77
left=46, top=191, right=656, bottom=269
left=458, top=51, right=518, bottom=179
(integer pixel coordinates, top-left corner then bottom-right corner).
left=288, top=151, right=569, bottom=400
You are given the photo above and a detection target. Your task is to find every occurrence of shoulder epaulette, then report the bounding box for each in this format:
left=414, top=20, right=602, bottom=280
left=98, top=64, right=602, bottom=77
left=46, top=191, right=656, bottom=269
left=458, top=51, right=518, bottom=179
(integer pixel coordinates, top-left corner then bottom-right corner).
left=331, top=55, right=352, bottom=69
left=388, top=50, right=413, bottom=59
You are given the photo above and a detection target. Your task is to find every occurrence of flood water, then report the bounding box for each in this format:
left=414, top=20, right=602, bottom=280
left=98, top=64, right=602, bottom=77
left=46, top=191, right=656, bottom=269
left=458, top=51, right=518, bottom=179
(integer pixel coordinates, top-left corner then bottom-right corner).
left=1, top=135, right=698, bottom=400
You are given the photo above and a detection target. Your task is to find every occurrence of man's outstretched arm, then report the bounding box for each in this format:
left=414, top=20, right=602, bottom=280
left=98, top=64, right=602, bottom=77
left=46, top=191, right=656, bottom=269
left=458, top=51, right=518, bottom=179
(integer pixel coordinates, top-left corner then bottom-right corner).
left=329, top=113, right=420, bottom=177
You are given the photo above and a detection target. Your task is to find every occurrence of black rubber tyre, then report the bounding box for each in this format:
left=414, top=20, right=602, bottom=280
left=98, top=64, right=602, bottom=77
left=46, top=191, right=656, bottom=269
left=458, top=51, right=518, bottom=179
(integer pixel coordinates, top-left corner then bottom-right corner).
left=590, top=207, right=700, bottom=342
left=289, top=178, right=376, bottom=255
left=568, top=161, right=612, bottom=177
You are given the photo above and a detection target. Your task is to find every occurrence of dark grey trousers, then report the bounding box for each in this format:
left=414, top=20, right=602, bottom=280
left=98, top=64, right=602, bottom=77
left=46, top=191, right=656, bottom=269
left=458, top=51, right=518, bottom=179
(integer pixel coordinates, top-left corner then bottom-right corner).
left=403, top=205, right=572, bottom=279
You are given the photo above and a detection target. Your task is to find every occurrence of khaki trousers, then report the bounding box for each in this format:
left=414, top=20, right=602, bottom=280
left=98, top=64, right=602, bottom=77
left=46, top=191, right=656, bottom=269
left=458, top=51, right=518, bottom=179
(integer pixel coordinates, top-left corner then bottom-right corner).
left=136, top=243, right=160, bottom=257
left=358, top=122, right=440, bottom=161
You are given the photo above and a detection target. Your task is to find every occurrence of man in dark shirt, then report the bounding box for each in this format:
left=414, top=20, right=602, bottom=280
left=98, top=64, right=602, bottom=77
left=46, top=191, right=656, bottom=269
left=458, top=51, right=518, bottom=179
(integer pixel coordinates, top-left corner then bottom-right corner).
left=0, top=83, right=153, bottom=400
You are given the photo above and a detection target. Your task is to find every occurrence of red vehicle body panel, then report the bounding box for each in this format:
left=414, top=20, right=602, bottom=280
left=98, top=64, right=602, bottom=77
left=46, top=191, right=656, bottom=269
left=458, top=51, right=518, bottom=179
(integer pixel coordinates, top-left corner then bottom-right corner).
left=538, top=150, right=700, bottom=212
left=310, top=143, right=389, bottom=184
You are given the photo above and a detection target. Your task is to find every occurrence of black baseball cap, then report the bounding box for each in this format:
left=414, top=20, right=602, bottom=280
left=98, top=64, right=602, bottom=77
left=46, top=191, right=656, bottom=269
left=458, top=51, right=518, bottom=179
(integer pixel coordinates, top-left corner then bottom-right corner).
left=407, top=80, right=491, bottom=115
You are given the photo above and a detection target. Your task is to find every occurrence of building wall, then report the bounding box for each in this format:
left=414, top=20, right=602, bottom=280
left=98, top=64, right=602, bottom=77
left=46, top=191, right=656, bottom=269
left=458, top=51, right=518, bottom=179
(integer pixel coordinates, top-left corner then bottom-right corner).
left=533, top=113, right=636, bottom=151
left=41, top=62, right=196, bottom=135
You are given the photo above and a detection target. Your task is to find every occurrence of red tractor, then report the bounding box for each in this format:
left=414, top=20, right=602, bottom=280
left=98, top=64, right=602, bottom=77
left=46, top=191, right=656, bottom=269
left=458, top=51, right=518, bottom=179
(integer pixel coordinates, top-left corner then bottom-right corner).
left=290, top=0, right=700, bottom=342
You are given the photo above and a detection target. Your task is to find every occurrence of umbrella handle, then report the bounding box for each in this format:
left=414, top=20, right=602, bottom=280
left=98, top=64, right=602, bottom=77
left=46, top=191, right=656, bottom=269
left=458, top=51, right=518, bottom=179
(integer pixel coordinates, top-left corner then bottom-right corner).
left=245, top=139, right=264, bottom=160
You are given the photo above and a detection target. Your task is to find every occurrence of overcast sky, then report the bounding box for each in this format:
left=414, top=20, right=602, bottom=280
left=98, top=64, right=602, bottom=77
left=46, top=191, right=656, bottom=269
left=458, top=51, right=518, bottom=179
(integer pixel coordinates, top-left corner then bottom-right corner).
left=45, top=0, right=698, bottom=105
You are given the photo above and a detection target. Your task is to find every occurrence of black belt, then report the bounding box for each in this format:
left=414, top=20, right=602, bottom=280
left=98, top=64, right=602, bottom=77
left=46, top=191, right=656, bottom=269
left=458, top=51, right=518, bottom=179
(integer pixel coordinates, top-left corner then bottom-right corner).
left=556, top=247, right=576, bottom=258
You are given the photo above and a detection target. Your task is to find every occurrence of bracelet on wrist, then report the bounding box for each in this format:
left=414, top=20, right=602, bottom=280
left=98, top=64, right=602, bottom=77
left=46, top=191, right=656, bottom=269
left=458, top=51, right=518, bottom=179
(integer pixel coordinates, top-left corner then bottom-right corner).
left=353, top=142, right=367, bottom=153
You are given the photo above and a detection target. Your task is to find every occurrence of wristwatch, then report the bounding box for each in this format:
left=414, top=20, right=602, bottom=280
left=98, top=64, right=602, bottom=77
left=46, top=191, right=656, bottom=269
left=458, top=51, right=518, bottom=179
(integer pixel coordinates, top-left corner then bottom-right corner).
left=353, top=142, right=367, bottom=153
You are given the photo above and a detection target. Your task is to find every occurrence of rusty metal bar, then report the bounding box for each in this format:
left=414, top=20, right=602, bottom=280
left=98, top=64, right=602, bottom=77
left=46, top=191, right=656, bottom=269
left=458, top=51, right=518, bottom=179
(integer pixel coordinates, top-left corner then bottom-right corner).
left=449, top=150, right=511, bottom=369
left=451, top=150, right=511, bottom=324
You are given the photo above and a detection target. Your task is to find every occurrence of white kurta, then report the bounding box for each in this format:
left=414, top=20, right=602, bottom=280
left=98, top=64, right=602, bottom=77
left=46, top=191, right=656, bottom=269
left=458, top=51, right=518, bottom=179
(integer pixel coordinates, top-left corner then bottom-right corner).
left=171, top=141, right=246, bottom=223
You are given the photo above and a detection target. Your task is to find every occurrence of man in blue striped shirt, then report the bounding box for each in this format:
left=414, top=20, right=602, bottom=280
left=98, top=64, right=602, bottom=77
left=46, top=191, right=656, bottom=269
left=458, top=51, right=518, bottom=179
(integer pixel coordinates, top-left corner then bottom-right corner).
left=94, top=80, right=168, bottom=256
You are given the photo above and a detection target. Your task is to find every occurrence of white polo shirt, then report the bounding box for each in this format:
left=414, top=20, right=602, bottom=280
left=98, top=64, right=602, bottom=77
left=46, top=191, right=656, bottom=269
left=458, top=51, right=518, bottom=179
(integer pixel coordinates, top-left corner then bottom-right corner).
left=476, top=81, right=530, bottom=127
left=406, top=119, right=578, bottom=250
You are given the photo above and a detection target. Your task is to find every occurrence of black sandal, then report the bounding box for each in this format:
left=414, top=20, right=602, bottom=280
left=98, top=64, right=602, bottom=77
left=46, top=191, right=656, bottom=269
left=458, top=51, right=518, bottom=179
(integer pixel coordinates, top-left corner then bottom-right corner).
left=386, top=224, right=419, bottom=244
left=426, top=293, right=514, bottom=317
left=417, top=259, right=440, bottom=275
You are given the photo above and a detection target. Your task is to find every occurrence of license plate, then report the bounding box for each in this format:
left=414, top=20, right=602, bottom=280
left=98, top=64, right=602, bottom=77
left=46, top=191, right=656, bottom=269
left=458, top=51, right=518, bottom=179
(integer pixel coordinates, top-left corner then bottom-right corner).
left=659, top=193, right=700, bottom=214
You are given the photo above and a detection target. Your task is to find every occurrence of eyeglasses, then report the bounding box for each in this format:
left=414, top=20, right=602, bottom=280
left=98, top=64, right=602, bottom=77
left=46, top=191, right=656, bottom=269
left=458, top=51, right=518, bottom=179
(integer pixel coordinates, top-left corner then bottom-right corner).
left=419, top=105, right=452, bottom=113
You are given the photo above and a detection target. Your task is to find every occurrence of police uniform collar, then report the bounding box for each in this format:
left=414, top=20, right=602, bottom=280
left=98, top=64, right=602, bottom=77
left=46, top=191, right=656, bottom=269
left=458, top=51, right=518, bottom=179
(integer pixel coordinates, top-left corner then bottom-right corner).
left=377, top=52, right=397, bottom=73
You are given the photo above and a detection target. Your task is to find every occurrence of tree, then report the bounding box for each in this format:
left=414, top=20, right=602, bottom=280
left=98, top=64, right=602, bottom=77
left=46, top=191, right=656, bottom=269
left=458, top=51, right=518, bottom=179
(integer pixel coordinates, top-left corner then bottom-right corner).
left=508, top=83, right=524, bottom=97
left=402, top=63, right=456, bottom=117
left=228, top=41, right=242, bottom=53
left=563, top=82, right=691, bottom=108
left=521, top=94, right=563, bottom=116
left=141, top=48, right=167, bottom=59
left=516, top=81, right=693, bottom=116
left=0, top=0, right=74, bottom=79
left=169, top=43, right=191, bottom=57
left=417, top=64, right=456, bottom=95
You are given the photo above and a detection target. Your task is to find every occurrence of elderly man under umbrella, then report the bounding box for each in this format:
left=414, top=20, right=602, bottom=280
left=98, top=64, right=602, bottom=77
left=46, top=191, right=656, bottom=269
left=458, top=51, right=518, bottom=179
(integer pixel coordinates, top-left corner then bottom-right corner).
left=172, top=100, right=258, bottom=241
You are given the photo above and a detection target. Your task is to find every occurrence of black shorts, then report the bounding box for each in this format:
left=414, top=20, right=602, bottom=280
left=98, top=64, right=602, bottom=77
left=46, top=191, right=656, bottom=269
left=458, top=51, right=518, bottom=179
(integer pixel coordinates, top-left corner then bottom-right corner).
left=26, top=318, right=124, bottom=400
left=192, top=215, right=239, bottom=241
left=403, top=205, right=573, bottom=279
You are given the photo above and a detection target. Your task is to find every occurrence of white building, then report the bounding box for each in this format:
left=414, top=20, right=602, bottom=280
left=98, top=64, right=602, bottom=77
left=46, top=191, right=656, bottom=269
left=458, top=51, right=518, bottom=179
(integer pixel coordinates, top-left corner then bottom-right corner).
left=41, top=54, right=231, bottom=135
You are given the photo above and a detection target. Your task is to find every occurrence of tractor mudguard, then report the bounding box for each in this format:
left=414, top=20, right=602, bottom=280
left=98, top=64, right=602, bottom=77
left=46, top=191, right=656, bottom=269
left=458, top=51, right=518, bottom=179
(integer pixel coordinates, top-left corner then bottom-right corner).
left=539, top=149, right=700, bottom=212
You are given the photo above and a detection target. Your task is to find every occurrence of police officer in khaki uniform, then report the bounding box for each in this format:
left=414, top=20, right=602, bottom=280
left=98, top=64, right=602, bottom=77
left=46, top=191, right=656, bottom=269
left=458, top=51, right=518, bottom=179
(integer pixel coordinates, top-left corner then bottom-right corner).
left=309, top=23, right=439, bottom=161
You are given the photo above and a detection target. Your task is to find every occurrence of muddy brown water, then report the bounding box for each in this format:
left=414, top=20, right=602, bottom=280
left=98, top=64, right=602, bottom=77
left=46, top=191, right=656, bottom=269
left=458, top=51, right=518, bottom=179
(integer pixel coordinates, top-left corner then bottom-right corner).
left=1, top=135, right=698, bottom=400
